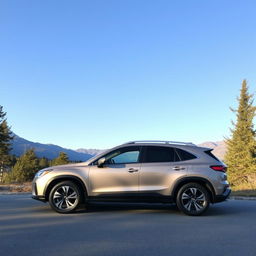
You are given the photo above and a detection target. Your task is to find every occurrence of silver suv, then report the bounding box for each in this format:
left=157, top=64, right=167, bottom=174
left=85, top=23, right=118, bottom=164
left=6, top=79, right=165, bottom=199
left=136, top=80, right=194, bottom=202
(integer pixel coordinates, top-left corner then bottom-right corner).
left=32, top=141, right=231, bottom=216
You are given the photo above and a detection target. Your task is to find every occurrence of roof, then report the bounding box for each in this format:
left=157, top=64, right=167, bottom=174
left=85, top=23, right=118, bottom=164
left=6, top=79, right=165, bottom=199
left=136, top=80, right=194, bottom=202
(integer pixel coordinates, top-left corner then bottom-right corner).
left=124, top=140, right=196, bottom=146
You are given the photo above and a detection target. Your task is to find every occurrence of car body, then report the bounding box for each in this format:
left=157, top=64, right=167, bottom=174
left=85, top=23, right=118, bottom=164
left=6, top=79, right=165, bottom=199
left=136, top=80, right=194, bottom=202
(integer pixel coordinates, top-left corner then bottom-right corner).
left=32, top=140, right=231, bottom=215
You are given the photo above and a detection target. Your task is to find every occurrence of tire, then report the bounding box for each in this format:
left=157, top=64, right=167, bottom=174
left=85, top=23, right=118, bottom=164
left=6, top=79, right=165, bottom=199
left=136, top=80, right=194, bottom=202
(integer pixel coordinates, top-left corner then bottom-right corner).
left=176, top=183, right=210, bottom=216
left=49, top=181, right=82, bottom=213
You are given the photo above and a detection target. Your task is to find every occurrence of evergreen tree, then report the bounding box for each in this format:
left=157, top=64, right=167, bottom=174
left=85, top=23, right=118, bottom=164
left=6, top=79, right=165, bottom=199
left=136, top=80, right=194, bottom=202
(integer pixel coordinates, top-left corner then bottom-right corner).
left=224, top=80, right=256, bottom=186
left=0, top=105, right=13, bottom=167
left=39, top=157, right=49, bottom=169
left=9, top=155, right=18, bottom=167
left=11, top=149, right=39, bottom=182
left=51, top=152, right=69, bottom=166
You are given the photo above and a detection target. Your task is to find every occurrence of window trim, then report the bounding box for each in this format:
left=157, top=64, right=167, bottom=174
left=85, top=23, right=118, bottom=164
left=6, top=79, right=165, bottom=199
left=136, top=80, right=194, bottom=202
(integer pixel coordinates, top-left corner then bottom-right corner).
left=92, top=146, right=143, bottom=165
left=204, top=150, right=220, bottom=162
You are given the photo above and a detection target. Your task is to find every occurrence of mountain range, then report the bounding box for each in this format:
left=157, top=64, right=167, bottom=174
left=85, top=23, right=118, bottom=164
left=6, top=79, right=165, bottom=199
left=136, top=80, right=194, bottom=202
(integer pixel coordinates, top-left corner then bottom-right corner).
left=10, top=134, right=102, bottom=161
left=10, top=134, right=227, bottom=161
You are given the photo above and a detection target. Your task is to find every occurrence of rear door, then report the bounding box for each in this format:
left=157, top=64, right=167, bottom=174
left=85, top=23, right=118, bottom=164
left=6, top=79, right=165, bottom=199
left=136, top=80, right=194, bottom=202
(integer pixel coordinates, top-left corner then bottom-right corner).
left=139, top=146, right=187, bottom=196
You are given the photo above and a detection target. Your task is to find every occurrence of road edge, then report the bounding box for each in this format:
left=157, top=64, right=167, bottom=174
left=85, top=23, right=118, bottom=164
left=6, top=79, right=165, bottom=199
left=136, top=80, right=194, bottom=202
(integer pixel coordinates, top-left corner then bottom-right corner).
left=0, top=192, right=256, bottom=200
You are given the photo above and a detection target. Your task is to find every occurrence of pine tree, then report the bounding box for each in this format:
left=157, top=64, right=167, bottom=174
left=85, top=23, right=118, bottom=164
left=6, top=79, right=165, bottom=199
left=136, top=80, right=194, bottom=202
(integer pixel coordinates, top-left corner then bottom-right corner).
left=11, top=149, right=39, bottom=182
left=51, top=152, right=69, bottom=166
left=0, top=105, right=13, bottom=167
left=224, top=80, right=256, bottom=187
left=39, top=157, right=49, bottom=169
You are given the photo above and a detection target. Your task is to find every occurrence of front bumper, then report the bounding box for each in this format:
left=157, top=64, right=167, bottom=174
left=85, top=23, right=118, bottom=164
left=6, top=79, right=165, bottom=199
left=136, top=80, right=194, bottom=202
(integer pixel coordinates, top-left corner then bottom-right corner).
left=32, top=195, right=46, bottom=202
left=214, top=187, right=231, bottom=203
left=32, top=180, right=46, bottom=202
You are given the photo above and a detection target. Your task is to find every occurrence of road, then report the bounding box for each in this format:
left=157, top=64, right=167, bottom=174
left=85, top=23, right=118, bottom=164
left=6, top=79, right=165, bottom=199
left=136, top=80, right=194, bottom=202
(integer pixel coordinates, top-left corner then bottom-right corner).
left=0, top=194, right=255, bottom=256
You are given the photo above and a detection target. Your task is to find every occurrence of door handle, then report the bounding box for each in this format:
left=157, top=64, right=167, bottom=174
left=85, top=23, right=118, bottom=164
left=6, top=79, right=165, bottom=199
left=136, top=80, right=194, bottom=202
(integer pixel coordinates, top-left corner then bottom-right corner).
left=173, top=166, right=185, bottom=171
left=128, top=168, right=139, bottom=173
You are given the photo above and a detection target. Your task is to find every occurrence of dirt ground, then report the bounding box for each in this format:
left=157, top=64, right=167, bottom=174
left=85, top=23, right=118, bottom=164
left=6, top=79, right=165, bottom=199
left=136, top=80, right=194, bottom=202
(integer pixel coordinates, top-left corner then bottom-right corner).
left=0, top=182, right=32, bottom=193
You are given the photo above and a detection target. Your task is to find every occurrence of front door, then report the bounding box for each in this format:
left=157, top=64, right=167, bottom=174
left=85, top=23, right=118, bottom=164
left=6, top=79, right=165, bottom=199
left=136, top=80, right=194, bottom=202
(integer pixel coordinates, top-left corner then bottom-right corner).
left=88, top=146, right=141, bottom=197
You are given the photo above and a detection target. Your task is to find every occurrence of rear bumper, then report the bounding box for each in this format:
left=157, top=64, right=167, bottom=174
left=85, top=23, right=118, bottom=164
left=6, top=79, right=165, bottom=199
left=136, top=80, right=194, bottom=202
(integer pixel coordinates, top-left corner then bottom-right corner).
left=214, top=187, right=231, bottom=203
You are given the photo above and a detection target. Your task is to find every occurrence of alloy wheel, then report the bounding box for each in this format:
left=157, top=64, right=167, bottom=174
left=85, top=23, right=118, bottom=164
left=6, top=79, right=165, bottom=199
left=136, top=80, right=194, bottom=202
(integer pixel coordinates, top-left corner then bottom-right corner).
left=181, top=187, right=207, bottom=212
left=53, top=185, right=78, bottom=210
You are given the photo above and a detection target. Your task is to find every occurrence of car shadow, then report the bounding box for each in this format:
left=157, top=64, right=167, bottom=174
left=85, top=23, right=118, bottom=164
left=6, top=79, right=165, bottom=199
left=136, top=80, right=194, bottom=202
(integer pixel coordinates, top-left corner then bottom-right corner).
left=73, top=199, right=254, bottom=217
left=29, top=198, right=255, bottom=217
left=75, top=202, right=180, bottom=214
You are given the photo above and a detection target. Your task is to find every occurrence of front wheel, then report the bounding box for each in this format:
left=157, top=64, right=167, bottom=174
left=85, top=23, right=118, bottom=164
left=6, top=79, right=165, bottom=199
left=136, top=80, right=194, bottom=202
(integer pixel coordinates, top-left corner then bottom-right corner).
left=176, top=183, right=210, bottom=216
left=49, top=181, right=82, bottom=213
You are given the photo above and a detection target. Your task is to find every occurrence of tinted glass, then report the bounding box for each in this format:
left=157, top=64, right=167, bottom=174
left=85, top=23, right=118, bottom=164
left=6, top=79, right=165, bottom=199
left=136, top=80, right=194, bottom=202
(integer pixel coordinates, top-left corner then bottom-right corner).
left=111, top=151, right=139, bottom=164
left=144, top=146, right=178, bottom=163
left=175, top=148, right=196, bottom=161
left=105, top=146, right=140, bottom=164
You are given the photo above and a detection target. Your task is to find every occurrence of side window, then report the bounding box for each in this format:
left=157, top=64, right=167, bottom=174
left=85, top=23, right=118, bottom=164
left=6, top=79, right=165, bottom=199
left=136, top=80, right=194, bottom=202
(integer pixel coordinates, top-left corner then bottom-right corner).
left=144, top=146, right=179, bottom=163
left=104, top=146, right=140, bottom=164
left=175, top=148, right=197, bottom=161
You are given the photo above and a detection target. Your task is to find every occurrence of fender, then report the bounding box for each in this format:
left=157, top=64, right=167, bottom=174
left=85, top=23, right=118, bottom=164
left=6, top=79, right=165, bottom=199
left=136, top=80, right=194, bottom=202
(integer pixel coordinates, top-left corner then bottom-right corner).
left=171, top=176, right=216, bottom=202
left=43, top=175, right=88, bottom=201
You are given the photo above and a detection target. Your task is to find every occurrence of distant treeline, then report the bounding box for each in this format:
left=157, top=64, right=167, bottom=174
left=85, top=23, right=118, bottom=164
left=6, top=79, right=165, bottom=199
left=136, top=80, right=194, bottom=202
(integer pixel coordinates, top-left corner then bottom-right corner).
left=2, top=149, right=75, bottom=183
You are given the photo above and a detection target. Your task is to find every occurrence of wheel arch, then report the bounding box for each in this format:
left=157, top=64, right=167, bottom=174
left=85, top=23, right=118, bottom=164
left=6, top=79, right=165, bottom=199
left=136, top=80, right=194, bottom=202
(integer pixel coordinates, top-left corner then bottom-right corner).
left=171, top=177, right=216, bottom=203
left=44, top=175, right=88, bottom=202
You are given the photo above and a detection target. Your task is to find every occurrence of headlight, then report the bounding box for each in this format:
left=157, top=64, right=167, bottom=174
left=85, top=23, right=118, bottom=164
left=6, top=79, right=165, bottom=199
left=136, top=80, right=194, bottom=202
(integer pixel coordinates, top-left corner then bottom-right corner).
left=35, top=169, right=53, bottom=178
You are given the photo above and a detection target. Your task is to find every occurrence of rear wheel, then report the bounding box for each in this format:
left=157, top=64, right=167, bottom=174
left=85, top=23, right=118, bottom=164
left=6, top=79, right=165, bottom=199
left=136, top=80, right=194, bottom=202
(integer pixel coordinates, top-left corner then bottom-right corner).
left=176, top=183, right=210, bottom=216
left=49, top=181, right=82, bottom=213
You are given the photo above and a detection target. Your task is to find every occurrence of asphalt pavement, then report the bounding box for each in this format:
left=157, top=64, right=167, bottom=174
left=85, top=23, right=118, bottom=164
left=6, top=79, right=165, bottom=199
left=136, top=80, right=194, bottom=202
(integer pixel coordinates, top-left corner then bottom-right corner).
left=0, top=194, right=255, bottom=256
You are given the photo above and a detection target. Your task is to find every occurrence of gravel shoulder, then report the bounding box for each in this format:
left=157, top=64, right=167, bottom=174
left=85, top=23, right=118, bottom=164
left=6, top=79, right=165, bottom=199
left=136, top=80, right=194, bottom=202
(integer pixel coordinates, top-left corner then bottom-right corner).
left=0, top=183, right=32, bottom=193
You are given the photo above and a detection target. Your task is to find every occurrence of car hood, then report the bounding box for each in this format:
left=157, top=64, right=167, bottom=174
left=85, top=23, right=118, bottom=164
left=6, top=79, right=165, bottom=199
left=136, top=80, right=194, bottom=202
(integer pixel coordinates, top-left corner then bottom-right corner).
left=44, top=162, right=89, bottom=171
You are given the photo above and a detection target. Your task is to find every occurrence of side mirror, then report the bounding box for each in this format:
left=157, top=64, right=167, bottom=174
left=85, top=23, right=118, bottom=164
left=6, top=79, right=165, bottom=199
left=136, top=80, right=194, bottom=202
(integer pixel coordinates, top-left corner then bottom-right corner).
left=97, top=157, right=106, bottom=168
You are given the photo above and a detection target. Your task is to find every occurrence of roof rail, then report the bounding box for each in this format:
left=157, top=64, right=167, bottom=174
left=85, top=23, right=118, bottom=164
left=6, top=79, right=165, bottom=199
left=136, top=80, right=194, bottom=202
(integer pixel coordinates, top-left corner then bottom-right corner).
left=124, top=140, right=196, bottom=146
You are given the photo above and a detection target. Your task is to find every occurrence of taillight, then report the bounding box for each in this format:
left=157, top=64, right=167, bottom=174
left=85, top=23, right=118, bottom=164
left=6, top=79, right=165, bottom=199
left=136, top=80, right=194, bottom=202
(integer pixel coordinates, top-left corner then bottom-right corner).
left=210, top=165, right=227, bottom=172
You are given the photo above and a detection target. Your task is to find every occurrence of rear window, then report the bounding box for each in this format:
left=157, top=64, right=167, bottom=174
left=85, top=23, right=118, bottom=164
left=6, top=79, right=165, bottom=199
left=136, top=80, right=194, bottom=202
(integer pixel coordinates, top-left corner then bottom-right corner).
left=204, top=150, right=220, bottom=162
left=144, top=146, right=179, bottom=163
left=175, top=148, right=197, bottom=161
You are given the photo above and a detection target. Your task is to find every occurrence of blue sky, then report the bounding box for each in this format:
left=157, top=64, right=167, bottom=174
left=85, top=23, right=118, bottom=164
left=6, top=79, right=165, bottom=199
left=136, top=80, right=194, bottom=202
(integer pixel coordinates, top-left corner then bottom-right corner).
left=1, top=0, right=256, bottom=149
